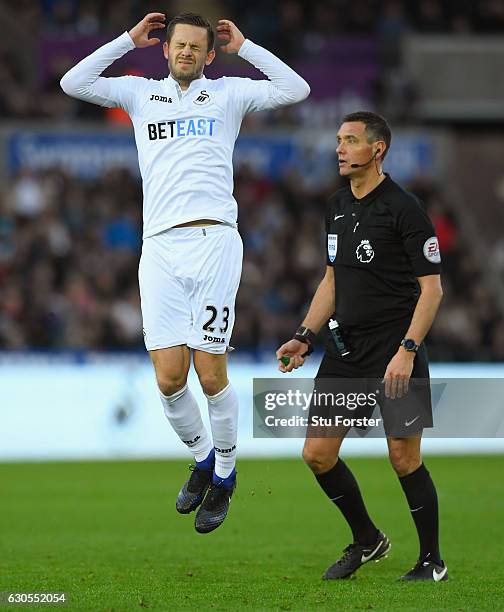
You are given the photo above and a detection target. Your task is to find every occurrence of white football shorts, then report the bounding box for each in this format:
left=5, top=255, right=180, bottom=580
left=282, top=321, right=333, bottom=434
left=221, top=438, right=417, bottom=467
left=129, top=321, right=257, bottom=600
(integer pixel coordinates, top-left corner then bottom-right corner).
left=138, top=223, right=243, bottom=354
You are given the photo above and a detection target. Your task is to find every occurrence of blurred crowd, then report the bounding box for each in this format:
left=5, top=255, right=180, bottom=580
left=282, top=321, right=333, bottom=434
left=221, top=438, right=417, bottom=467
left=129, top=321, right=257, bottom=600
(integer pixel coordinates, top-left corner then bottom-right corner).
left=0, top=168, right=142, bottom=349
left=1, top=164, right=502, bottom=361
left=17, top=0, right=504, bottom=37
left=1, top=0, right=503, bottom=120
left=234, top=0, right=504, bottom=55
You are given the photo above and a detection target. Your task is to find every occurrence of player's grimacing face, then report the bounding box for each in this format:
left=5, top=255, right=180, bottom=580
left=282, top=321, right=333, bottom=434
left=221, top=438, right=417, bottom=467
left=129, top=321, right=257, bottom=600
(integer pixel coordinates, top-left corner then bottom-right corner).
left=163, top=24, right=215, bottom=83
left=336, top=122, right=373, bottom=176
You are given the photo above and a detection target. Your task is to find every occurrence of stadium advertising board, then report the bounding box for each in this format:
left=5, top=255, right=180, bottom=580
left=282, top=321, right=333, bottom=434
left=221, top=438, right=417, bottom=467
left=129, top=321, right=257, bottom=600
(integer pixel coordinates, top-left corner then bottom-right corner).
left=6, top=130, right=437, bottom=182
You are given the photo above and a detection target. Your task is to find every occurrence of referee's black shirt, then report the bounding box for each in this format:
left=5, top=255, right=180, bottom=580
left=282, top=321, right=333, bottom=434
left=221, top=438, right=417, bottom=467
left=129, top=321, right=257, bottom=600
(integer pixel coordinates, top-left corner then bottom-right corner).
left=325, top=174, right=441, bottom=331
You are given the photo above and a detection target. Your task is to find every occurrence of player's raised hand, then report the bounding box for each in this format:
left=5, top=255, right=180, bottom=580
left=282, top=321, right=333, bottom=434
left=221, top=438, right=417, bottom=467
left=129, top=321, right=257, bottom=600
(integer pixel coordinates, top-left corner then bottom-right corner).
left=276, top=339, right=307, bottom=373
left=129, top=13, right=166, bottom=48
left=216, top=19, right=245, bottom=54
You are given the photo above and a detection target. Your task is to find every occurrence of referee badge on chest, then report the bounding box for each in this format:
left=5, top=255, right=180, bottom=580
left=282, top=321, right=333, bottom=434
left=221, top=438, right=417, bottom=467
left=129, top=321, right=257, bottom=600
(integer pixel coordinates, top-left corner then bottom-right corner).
left=356, top=239, right=374, bottom=263
left=328, top=233, right=338, bottom=262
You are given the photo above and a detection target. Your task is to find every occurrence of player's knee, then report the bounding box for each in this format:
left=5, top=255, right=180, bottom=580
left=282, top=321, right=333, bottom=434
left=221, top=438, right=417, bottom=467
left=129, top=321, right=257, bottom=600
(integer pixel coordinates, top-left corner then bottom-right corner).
left=199, top=372, right=226, bottom=397
left=388, top=447, right=420, bottom=477
left=302, top=444, right=336, bottom=474
left=157, top=374, right=188, bottom=398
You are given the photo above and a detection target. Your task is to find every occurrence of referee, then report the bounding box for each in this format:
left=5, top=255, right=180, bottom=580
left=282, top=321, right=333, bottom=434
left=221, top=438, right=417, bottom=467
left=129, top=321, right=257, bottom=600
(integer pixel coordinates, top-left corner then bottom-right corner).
left=276, top=112, right=447, bottom=581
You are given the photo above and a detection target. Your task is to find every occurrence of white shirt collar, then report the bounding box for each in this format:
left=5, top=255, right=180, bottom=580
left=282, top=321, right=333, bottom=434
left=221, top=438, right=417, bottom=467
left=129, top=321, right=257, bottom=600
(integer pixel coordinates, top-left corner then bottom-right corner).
left=166, top=73, right=207, bottom=98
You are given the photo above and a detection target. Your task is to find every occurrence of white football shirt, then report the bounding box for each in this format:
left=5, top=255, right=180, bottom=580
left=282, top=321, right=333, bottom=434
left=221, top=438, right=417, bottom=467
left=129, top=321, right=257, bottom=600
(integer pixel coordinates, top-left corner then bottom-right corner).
left=60, top=32, right=310, bottom=238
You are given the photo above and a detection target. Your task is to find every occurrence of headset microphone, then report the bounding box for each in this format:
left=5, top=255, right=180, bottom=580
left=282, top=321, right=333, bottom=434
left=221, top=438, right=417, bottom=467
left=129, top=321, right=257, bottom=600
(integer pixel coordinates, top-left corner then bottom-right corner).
left=350, top=150, right=379, bottom=168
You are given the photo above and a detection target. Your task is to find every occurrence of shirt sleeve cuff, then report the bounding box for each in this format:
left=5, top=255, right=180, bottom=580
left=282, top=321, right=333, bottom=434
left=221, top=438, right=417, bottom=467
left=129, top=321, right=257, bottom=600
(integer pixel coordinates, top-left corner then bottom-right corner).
left=121, top=31, right=137, bottom=51
left=237, top=38, right=255, bottom=60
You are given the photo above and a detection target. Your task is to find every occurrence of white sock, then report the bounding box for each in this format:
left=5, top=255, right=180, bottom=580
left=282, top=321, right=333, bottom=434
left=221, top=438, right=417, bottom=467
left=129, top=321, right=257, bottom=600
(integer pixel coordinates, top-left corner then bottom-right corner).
left=206, top=383, right=238, bottom=479
left=160, top=384, right=213, bottom=462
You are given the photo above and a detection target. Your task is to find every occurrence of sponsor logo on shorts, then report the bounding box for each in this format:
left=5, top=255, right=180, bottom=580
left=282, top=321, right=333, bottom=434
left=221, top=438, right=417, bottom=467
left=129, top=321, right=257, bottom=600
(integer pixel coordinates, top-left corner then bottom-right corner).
left=204, top=334, right=226, bottom=343
left=423, top=236, right=441, bottom=264
left=405, top=415, right=420, bottom=427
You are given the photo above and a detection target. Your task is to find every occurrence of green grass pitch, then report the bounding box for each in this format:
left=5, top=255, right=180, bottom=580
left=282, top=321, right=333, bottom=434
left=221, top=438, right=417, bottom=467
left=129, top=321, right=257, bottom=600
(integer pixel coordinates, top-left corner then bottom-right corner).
left=1, top=455, right=504, bottom=610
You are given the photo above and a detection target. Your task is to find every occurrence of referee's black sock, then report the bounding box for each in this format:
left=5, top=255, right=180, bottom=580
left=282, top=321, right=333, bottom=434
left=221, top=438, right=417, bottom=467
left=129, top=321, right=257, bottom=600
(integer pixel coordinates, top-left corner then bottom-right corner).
left=315, top=458, right=379, bottom=546
left=399, top=462, right=441, bottom=565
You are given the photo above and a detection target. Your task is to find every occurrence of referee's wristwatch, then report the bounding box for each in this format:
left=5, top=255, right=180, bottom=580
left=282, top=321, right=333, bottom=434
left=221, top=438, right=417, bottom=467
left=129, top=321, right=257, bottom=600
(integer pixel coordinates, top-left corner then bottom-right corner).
left=294, top=326, right=316, bottom=357
left=401, top=338, right=419, bottom=353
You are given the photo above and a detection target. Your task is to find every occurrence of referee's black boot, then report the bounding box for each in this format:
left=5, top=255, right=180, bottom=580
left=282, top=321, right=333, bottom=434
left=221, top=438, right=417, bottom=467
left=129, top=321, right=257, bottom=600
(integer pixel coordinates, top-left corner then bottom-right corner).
left=323, top=531, right=391, bottom=580
left=399, top=557, right=448, bottom=582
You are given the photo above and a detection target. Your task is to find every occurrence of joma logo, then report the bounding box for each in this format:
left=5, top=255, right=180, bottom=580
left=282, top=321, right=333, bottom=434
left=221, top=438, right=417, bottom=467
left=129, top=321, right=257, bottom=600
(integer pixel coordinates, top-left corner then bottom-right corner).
left=204, top=334, right=226, bottom=343
left=149, top=94, right=172, bottom=103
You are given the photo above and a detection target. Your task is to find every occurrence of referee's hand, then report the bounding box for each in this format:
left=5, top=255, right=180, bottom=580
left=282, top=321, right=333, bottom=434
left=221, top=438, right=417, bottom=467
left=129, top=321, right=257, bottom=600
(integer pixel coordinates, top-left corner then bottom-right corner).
left=382, top=350, right=415, bottom=399
left=276, top=339, right=307, bottom=373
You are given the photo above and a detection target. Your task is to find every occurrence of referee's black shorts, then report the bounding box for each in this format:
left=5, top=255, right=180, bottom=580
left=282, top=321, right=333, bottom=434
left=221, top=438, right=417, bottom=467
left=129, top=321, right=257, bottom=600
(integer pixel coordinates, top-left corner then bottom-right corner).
left=309, top=316, right=433, bottom=438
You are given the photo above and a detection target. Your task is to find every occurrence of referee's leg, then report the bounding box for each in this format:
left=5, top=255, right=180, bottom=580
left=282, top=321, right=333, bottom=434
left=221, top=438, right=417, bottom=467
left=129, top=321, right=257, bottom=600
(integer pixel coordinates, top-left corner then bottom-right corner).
left=303, top=436, right=380, bottom=546
left=304, top=435, right=391, bottom=579
left=388, top=435, right=443, bottom=566
left=304, top=351, right=381, bottom=548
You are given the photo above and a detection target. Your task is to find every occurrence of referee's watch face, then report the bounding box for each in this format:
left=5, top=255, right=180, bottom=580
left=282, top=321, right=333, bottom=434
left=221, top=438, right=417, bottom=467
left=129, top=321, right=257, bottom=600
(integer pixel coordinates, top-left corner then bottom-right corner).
left=336, top=121, right=378, bottom=177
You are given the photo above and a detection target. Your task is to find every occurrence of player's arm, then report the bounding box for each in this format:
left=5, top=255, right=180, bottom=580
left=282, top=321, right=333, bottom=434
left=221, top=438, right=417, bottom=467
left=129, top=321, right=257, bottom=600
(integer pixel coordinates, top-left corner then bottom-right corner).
left=60, top=13, right=165, bottom=109
left=276, top=266, right=335, bottom=373
left=217, top=19, right=310, bottom=111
